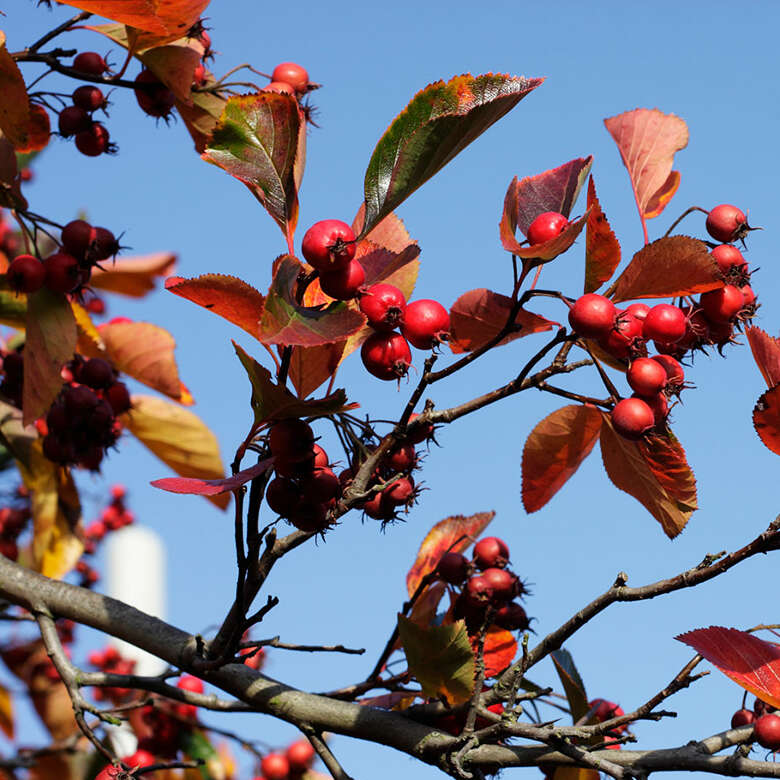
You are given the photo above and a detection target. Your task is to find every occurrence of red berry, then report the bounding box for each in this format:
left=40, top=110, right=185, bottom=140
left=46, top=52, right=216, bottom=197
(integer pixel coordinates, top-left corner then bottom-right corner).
left=95, top=766, right=121, bottom=780
left=61, top=220, right=95, bottom=257
left=72, top=85, right=106, bottom=112
left=625, top=302, right=650, bottom=321
left=381, top=475, right=415, bottom=506
left=105, top=381, right=131, bottom=414
left=123, top=749, right=155, bottom=768
left=754, top=713, right=780, bottom=750
left=494, top=602, right=529, bottom=631
left=8, top=254, right=45, bottom=293
left=300, top=467, right=340, bottom=503
left=642, top=304, right=686, bottom=345
left=385, top=442, right=417, bottom=472
left=599, top=312, right=645, bottom=360
left=405, top=413, right=435, bottom=445
left=360, top=332, right=412, bottom=381
left=568, top=294, right=616, bottom=338
left=319, top=260, right=365, bottom=300
left=192, top=63, right=207, bottom=87
left=301, top=220, right=356, bottom=272
left=92, top=227, right=119, bottom=261
left=401, top=299, right=450, bottom=349
left=44, top=252, right=81, bottom=293
left=651, top=354, right=685, bottom=387
left=642, top=392, right=669, bottom=426
left=610, top=397, right=655, bottom=440
left=741, top=285, right=757, bottom=307
left=73, top=52, right=108, bottom=76
left=269, top=419, right=314, bottom=461
left=286, top=739, right=315, bottom=772
left=473, top=537, right=510, bottom=570
left=590, top=699, right=625, bottom=729
left=627, top=357, right=668, bottom=397
left=80, top=357, right=114, bottom=389
left=362, top=491, right=396, bottom=521
left=261, top=753, right=291, bottom=780
left=437, top=551, right=470, bottom=584
left=464, top=574, right=494, bottom=607
left=711, top=244, right=747, bottom=274
left=706, top=204, right=748, bottom=243
left=731, top=708, right=755, bottom=728
left=271, top=62, right=309, bottom=93
left=700, top=285, right=744, bottom=323
left=266, top=475, right=301, bottom=517
left=58, top=106, right=92, bottom=137
left=312, top=444, right=329, bottom=468
left=177, top=674, right=204, bottom=694
left=75, top=123, right=110, bottom=157
left=263, top=81, right=296, bottom=95
left=288, top=501, right=330, bottom=533
left=134, top=69, right=176, bottom=118
left=359, top=283, right=407, bottom=331
left=481, top=567, right=519, bottom=603
left=527, top=211, right=569, bottom=245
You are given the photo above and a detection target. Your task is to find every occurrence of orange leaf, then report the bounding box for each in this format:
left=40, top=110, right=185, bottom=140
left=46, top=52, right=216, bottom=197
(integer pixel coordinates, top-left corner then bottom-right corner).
left=287, top=341, right=346, bottom=399
left=472, top=627, right=517, bottom=678
left=604, top=108, right=688, bottom=224
left=747, top=327, right=780, bottom=390
left=90, top=252, right=177, bottom=297
left=166, top=274, right=264, bottom=339
left=553, top=769, right=600, bottom=780
left=522, top=405, right=602, bottom=513
left=676, top=627, right=780, bottom=709
left=0, top=682, right=13, bottom=739
left=449, top=288, right=554, bottom=353
left=753, top=385, right=780, bottom=457
left=599, top=414, right=696, bottom=538
left=406, top=511, right=495, bottom=597
left=609, top=236, right=722, bottom=303
left=0, top=31, right=30, bottom=148
left=352, top=205, right=415, bottom=254
left=584, top=176, right=621, bottom=293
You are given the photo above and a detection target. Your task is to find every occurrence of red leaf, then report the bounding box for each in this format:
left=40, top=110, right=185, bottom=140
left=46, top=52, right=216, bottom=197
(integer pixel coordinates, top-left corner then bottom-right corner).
left=608, top=236, right=722, bottom=303
left=522, top=405, right=602, bottom=513
left=449, top=289, right=554, bottom=353
left=599, top=413, right=697, bottom=538
left=604, top=108, right=689, bottom=232
left=165, top=274, right=265, bottom=340
left=584, top=177, right=621, bottom=294
left=406, top=511, right=495, bottom=597
left=753, top=385, right=780, bottom=457
left=676, top=627, right=780, bottom=709
left=352, top=206, right=415, bottom=254
left=747, top=327, right=780, bottom=390
left=287, top=341, right=347, bottom=399
left=472, top=628, right=518, bottom=678
left=90, top=252, right=177, bottom=298
left=151, top=458, right=274, bottom=497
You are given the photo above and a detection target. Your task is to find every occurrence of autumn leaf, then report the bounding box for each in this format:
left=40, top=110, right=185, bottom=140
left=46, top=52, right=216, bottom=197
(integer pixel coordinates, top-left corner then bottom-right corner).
left=397, top=616, right=475, bottom=705
left=476, top=628, right=518, bottom=678
left=0, top=399, right=37, bottom=469
left=522, top=405, right=603, bottom=513
left=449, top=288, right=554, bottom=353
left=551, top=649, right=589, bottom=723
left=753, top=385, right=780, bottom=457
left=352, top=205, right=416, bottom=254
left=747, top=327, right=780, bottom=390
left=0, top=682, right=13, bottom=739
left=677, top=627, right=780, bottom=709
left=151, top=458, right=271, bottom=497
left=608, top=236, right=722, bottom=303
left=123, top=394, right=228, bottom=510
left=584, top=176, right=621, bottom=293
left=553, top=769, right=600, bottom=780
left=406, top=511, right=495, bottom=597
left=177, top=87, right=228, bottom=153
left=90, top=252, right=177, bottom=298
left=0, top=286, right=27, bottom=327
left=362, top=73, right=543, bottom=237
left=0, top=31, right=30, bottom=148
left=0, top=135, right=27, bottom=210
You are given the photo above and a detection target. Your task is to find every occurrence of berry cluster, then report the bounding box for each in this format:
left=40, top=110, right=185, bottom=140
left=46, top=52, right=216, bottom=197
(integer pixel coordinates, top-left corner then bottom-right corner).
left=731, top=698, right=780, bottom=751
left=95, top=749, right=158, bottom=780
left=438, top=536, right=531, bottom=634
left=253, top=740, right=316, bottom=780
left=263, top=61, right=312, bottom=98
left=87, top=644, right=137, bottom=703
left=57, top=79, right=112, bottom=157
left=0, top=503, right=31, bottom=562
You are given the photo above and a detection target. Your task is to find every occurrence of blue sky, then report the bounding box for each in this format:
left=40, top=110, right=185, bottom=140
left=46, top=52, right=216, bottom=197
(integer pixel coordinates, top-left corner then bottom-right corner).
left=4, top=1, right=780, bottom=778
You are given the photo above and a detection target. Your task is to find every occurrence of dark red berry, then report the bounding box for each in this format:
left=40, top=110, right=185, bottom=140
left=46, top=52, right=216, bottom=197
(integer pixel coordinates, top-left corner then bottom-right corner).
left=527, top=211, right=569, bottom=245
left=754, top=713, right=780, bottom=750
left=568, top=294, right=616, bottom=339
left=269, top=419, right=314, bottom=461
left=72, top=85, right=107, bottom=112
left=265, top=477, right=300, bottom=517
left=706, top=204, right=748, bottom=244
left=437, top=552, right=470, bottom=584
left=700, top=285, right=744, bottom=323
left=404, top=412, right=435, bottom=445
left=92, top=227, right=119, bottom=261
left=134, top=69, right=176, bottom=118
left=360, top=332, right=412, bottom=381
left=319, top=260, right=365, bottom=300
left=473, top=537, right=510, bottom=570
left=590, top=699, right=625, bottom=727
left=44, top=252, right=81, bottom=293
left=481, top=567, right=519, bottom=603
left=73, top=52, right=108, bottom=76
left=627, top=357, right=667, bottom=397
left=105, top=381, right=131, bottom=414
left=288, top=501, right=330, bottom=533
left=359, top=284, right=407, bottom=331
left=642, top=304, right=686, bottom=345
left=75, top=123, right=110, bottom=157
left=611, top=397, right=655, bottom=440
left=312, top=443, right=329, bottom=468
left=731, top=708, right=755, bottom=728
left=385, top=442, right=417, bottom=472
left=80, top=358, right=114, bottom=389
left=401, top=299, right=450, bottom=349
left=464, top=574, right=494, bottom=607
left=301, top=220, right=356, bottom=272
left=300, top=467, right=340, bottom=503
left=271, top=62, right=309, bottom=93
left=381, top=475, right=415, bottom=507
left=8, top=254, right=45, bottom=293
left=61, top=220, right=95, bottom=257
left=58, top=106, right=92, bottom=137
left=642, top=392, right=669, bottom=426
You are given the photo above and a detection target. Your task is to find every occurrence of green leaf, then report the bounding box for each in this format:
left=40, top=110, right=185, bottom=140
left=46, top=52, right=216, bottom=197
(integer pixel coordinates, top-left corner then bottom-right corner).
left=0, top=288, right=27, bottom=327
left=203, top=93, right=304, bottom=241
left=550, top=649, right=589, bottom=723
left=397, top=615, right=475, bottom=705
left=180, top=728, right=220, bottom=780
left=361, top=73, right=543, bottom=237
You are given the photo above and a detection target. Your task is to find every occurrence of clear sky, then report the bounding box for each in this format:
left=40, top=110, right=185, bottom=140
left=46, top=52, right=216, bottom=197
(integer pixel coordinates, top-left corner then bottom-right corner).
left=4, top=1, right=780, bottom=778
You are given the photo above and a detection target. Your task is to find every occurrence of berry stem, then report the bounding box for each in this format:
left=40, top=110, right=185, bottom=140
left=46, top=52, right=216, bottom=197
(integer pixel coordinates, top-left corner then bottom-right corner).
left=27, top=11, right=92, bottom=53
left=663, top=206, right=709, bottom=238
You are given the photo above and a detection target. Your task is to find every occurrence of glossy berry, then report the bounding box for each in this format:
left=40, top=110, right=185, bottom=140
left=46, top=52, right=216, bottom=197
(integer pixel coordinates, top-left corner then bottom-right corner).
left=381, top=476, right=415, bottom=506
left=360, top=332, right=412, bottom=380
left=75, top=123, right=110, bottom=157
left=95, top=766, right=121, bottom=780
left=711, top=244, right=747, bottom=274
left=600, top=312, right=645, bottom=360
left=651, top=354, right=685, bottom=387
left=731, top=708, right=755, bottom=728
left=741, top=285, right=757, bottom=307
left=286, top=739, right=316, bottom=772
left=44, top=252, right=81, bottom=293
left=73, top=52, right=108, bottom=76
left=92, top=227, right=120, bottom=261
left=385, top=442, right=417, bottom=472
left=8, top=254, right=45, bottom=293
left=642, top=304, right=686, bottom=345
left=464, top=574, right=494, bottom=607
left=134, top=69, right=176, bottom=118
left=437, top=551, right=470, bottom=584
left=527, top=211, right=569, bottom=245
left=312, top=444, right=329, bottom=468
left=72, top=85, right=107, bottom=112
left=319, top=259, right=365, bottom=300
left=300, top=467, right=340, bottom=503
left=482, top=567, right=519, bottom=602
left=611, top=397, right=655, bottom=439
left=568, top=294, right=616, bottom=338
left=123, top=749, right=155, bottom=768
left=473, top=536, right=510, bottom=570
left=401, top=299, right=450, bottom=349
left=706, top=204, right=748, bottom=243
left=58, top=106, right=91, bottom=137
left=627, top=357, right=668, bottom=397
left=405, top=413, right=435, bottom=445
left=700, top=285, right=744, bottom=323
left=61, top=220, right=95, bottom=257
left=494, top=602, right=530, bottom=631
left=301, top=219, right=356, bottom=271
left=261, top=753, right=291, bottom=780
left=177, top=674, right=204, bottom=694
left=625, top=302, right=650, bottom=321
left=754, top=713, right=780, bottom=750
left=271, top=62, right=309, bottom=93
left=265, top=476, right=300, bottom=517
left=269, top=418, right=314, bottom=461
left=359, top=283, right=407, bottom=331
left=642, top=392, right=669, bottom=426
left=80, top=358, right=114, bottom=389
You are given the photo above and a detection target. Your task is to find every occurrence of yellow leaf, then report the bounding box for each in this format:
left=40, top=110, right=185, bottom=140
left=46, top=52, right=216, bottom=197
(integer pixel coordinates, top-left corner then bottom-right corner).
left=71, top=300, right=104, bottom=353
left=18, top=440, right=59, bottom=563
left=0, top=682, right=13, bottom=739
left=553, top=769, right=600, bottom=780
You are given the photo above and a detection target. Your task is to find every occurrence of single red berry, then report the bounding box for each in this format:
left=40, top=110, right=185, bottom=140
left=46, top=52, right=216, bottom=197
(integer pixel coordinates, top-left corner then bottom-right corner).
left=731, top=708, right=756, bottom=728
left=627, top=357, right=668, bottom=397
left=271, top=62, right=309, bottom=93
left=192, top=62, right=207, bottom=87
left=711, top=244, right=747, bottom=274
left=590, top=699, right=625, bottom=731
left=385, top=442, right=417, bottom=472
left=673, top=305, right=710, bottom=353
left=288, top=501, right=330, bottom=533
left=437, top=551, right=470, bottom=584
left=8, top=254, right=45, bottom=293
left=134, top=69, right=176, bottom=118
left=599, top=312, right=645, bottom=360
left=754, top=713, right=780, bottom=750
left=86, top=296, right=106, bottom=314
left=405, top=412, right=435, bottom=445
left=91, top=227, right=119, bottom=261
left=301, top=220, right=356, bottom=272
left=269, top=419, right=315, bottom=461
left=75, top=123, right=110, bottom=157
left=494, top=602, right=529, bottom=631
left=641, top=392, right=669, bottom=426
left=95, top=766, right=121, bottom=780
left=177, top=674, right=204, bottom=694
left=319, top=260, right=365, bottom=300
left=263, top=81, right=296, bottom=95
left=105, top=381, right=131, bottom=414
left=20, top=167, right=33, bottom=182
left=741, top=285, right=757, bottom=307
left=700, top=285, right=744, bottom=323
left=482, top=567, right=519, bottom=603
left=381, top=475, right=415, bottom=506
left=359, top=283, right=407, bottom=331
left=625, top=302, right=650, bottom=321
left=568, top=294, right=617, bottom=338
left=261, top=753, right=291, bottom=780
left=473, top=536, right=510, bottom=570
left=61, top=220, right=95, bottom=257
left=122, top=749, right=155, bottom=769
left=44, top=252, right=81, bottom=293
left=706, top=204, right=748, bottom=243
left=401, top=299, right=450, bottom=349
left=611, top=397, right=655, bottom=440
left=58, top=105, right=92, bottom=137
left=312, top=443, right=329, bottom=468
left=300, top=467, right=340, bottom=503
left=651, top=354, right=685, bottom=387
left=527, top=211, right=569, bottom=245
left=73, top=52, right=108, bottom=76
left=362, top=490, right=396, bottom=521
left=80, top=358, right=114, bottom=389
left=642, top=304, right=687, bottom=345
left=464, top=574, right=494, bottom=607
left=72, top=85, right=107, bottom=112
left=360, top=332, right=412, bottom=381
left=286, top=739, right=316, bottom=772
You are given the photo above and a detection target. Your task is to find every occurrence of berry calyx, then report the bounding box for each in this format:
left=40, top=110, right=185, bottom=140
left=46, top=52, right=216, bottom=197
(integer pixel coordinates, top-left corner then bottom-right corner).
left=651, top=354, right=685, bottom=388
left=8, top=254, right=45, bottom=294
left=754, top=713, right=780, bottom=750
left=706, top=204, right=749, bottom=243
left=568, top=294, right=617, bottom=339
left=527, top=211, right=569, bottom=245
left=301, top=220, right=356, bottom=272
left=642, top=304, right=687, bottom=345
left=319, top=260, right=365, bottom=300
left=73, top=52, right=108, bottom=76
left=473, top=536, right=510, bottom=570
left=711, top=244, right=747, bottom=275
left=359, top=283, right=407, bottom=331
left=271, top=62, right=309, bottom=93
left=401, top=299, right=450, bottom=349
left=134, top=69, right=176, bottom=118
left=464, top=574, right=494, bottom=607
left=611, top=397, right=655, bottom=440
left=360, top=332, right=412, bottom=381
left=600, top=312, right=645, bottom=360
left=627, top=357, right=668, bottom=397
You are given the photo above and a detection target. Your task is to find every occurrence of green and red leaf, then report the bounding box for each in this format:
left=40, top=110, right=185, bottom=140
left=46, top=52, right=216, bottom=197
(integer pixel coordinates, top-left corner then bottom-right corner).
left=361, top=73, right=543, bottom=237
left=551, top=649, right=589, bottom=723
left=449, top=288, right=555, bottom=353
left=747, top=327, right=780, bottom=390
left=0, top=31, right=30, bottom=148
left=90, top=252, right=177, bottom=298
left=584, top=176, right=621, bottom=293
left=152, top=457, right=274, bottom=497
left=599, top=414, right=697, bottom=538
left=753, top=385, right=780, bottom=457
left=177, top=87, right=227, bottom=154
left=522, top=405, right=603, bottom=513
left=608, top=236, right=722, bottom=303
left=676, top=627, right=780, bottom=709
left=406, top=511, right=495, bottom=597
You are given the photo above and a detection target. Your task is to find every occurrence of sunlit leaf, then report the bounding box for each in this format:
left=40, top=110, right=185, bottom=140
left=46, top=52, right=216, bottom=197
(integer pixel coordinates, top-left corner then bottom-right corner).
left=500, top=200, right=589, bottom=263
left=551, top=649, right=589, bottom=723
left=0, top=286, right=27, bottom=327
left=584, top=176, right=621, bottom=293
left=287, top=341, right=346, bottom=399
left=677, top=626, right=780, bottom=709
left=362, top=73, right=543, bottom=236
left=397, top=615, right=475, bottom=705
left=747, top=327, right=780, bottom=390
left=0, top=31, right=30, bottom=148
left=753, top=385, right=780, bottom=457
left=644, top=171, right=681, bottom=219
left=522, top=405, right=602, bottom=513
left=0, top=682, right=13, bottom=739
left=71, top=301, right=103, bottom=354
left=39, top=469, right=83, bottom=580
left=352, top=205, right=415, bottom=254
left=476, top=628, right=517, bottom=678
left=90, top=252, right=177, bottom=297
left=177, top=88, right=227, bottom=154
